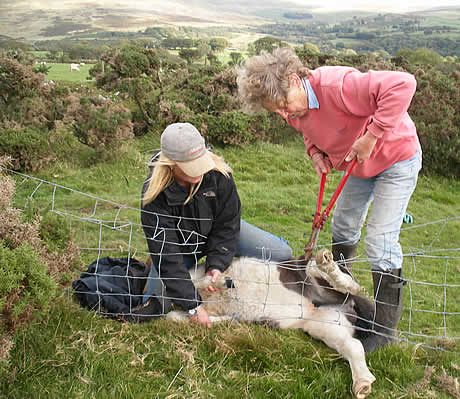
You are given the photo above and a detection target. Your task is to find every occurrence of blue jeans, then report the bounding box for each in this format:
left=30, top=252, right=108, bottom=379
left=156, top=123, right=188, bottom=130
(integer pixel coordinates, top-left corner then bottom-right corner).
left=235, top=220, right=293, bottom=261
left=143, top=220, right=292, bottom=302
left=331, top=151, right=422, bottom=271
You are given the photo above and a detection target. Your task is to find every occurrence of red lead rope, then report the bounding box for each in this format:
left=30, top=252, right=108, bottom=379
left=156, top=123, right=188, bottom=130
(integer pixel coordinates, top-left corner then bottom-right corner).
left=304, top=158, right=357, bottom=260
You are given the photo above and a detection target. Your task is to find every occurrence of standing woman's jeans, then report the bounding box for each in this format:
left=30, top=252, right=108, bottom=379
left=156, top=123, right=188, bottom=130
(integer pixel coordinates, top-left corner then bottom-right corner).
left=331, top=150, right=422, bottom=272
left=143, top=220, right=292, bottom=302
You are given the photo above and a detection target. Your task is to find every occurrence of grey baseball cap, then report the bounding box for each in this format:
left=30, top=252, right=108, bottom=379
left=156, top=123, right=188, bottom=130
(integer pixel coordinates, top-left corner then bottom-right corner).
left=161, top=123, right=216, bottom=177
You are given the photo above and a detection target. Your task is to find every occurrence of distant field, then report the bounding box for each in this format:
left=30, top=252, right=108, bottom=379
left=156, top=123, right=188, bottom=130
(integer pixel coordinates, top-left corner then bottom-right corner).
left=415, top=13, right=460, bottom=28
left=44, top=63, right=95, bottom=82
left=43, top=51, right=240, bottom=80
left=225, top=32, right=266, bottom=50
left=30, top=50, right=50, bottom=58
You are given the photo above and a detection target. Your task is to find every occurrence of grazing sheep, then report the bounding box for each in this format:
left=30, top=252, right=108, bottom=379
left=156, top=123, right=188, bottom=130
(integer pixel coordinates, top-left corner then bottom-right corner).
left=168, top=249, right=376, bottom=399
left=70, top=63, right=80, bottom=72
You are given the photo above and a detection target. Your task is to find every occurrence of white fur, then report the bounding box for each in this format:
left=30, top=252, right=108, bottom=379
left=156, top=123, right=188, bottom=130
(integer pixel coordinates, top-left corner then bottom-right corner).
left=310, top=249, right=361, bottom=295
left=167, top=251, right=375, bottom=398
left=70, top=63, right=80, bottom=72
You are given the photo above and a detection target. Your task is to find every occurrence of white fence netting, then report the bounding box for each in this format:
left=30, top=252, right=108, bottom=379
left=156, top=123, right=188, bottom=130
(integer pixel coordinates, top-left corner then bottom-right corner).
left=3, top=168, right=459, bottom=353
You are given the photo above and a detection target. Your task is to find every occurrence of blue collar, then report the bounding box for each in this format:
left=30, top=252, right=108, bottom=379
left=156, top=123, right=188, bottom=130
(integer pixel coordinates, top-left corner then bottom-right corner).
left=302, top=78, right=319, bottom=109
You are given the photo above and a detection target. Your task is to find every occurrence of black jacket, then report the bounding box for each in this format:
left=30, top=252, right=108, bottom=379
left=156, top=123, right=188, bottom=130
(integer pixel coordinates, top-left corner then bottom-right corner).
left=72, top=257, right=164, bottom=322
left=72, top=257, right=149, bottom=314
left=141, top=161, right=241, bottom=311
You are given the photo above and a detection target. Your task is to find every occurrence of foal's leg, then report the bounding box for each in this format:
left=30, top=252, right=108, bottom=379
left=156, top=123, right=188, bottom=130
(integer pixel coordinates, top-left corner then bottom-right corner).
left=166, top=311, right=232, bottom=324
left=280, top=307, right=375, bottom=399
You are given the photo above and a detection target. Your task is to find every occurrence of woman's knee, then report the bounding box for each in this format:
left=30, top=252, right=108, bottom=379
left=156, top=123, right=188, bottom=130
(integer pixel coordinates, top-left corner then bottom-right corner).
left=269, top=239, right=293, bottom=262
left=364, top=234, right=403, bottom=271
left=331, top=217, right=362, bottom=246
left=237, top=220, right=292, bottom=261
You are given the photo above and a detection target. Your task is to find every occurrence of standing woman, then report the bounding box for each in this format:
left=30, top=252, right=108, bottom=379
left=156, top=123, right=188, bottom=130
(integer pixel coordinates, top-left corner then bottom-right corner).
left=141, top=123, right=292, bottom=328
left=236, top=48, right=422, bottom=352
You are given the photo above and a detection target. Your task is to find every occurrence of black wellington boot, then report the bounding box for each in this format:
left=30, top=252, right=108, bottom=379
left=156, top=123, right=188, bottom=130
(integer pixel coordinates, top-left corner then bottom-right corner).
left=332, top=239, right=358, bottom=276
left=362, top=269, right=406, bottom=353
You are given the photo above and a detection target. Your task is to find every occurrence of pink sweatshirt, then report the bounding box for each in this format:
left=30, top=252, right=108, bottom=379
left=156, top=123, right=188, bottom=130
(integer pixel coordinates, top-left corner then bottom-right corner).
left=286, top=66, right=421, bottom=179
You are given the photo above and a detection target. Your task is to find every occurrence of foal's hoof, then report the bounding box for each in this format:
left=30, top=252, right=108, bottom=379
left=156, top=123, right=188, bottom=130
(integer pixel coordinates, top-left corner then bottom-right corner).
left=353, top=375, right=376, bottom=399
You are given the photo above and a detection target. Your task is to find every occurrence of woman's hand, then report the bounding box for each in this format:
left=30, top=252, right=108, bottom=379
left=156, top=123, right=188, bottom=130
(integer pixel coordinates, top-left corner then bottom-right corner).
left=345, top=131, right=378, bottom=163
left=311, top=152, right=333, bottom=178
left=205, top=269, right=222, bottom=292
left=189, top=306, right=212, bottom=329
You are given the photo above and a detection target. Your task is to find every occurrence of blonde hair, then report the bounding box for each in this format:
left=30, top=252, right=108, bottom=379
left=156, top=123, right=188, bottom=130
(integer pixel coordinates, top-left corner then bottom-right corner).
left=142, top=151, right=233, bottom=206
left=236, top=47, right=309, bottom=113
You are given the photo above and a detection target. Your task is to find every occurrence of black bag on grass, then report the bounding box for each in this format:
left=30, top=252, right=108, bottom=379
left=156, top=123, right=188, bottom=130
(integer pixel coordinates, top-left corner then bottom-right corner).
left=72, top=257, right=163, bottom=322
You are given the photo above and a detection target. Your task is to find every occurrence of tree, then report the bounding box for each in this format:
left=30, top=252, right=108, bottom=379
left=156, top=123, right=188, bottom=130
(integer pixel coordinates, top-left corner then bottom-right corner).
left=196, top=41, right=211, bottom=59
left=143, top=26, right=173, bottom=40
left=251, top=37, right=289, bottom=56
left=0, top=51, right=46, bottom=107
left=33, top=63, right=51, bottom=74
left=93, top=45, right=165, bottom=133
left=161, top=38, right=194, bottom=50
left=0, top=40, right=31, bottom=51
left=228, top=52, right=243, bottom=66
left=396, top=48, right=443, bottom=66
left=340, top=48, right=358, bottom=56
left=209, top=38, right=229, bottom=53
left=303, top=42, right=320, bottom=54
left=117, top=46, right=150, bottom=77
left=179, top=49, right=201, bottom=65
left=206, top=52, right=220, bottom=66
left=410, top=48, right=443, bottom=66
left=396, top=48, right=413, bottom=60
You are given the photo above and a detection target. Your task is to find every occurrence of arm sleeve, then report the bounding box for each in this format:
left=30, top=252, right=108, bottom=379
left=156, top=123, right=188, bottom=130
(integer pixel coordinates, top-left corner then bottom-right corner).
left=141, top=200, right=201, bottom=311
left=304, top=141, right=322, bottom=158
left=340, top=69, right=417, bottom=138
left=204, top=174, right=241, bottom=273
left=285, top=116, right=321, bottom=158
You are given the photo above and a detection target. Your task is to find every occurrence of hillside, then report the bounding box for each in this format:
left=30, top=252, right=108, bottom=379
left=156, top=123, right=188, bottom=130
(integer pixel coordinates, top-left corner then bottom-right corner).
left=3, top=0, right=454, bottom=40
left=1, top=1, right=459, bottom=57
left=1, top=0, right=279, bottom=40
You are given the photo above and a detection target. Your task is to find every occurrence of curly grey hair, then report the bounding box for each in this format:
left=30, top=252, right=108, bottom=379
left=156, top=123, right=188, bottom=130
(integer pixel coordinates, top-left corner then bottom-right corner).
left=236, top=47, right=309, bottom=113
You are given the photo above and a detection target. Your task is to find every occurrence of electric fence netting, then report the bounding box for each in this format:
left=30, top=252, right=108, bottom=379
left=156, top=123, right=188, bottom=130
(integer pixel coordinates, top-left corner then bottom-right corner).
left=3, top=167, right=459, bottom=353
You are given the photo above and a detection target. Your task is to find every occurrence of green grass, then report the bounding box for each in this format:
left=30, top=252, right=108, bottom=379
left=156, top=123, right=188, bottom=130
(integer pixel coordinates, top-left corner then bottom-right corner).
left=1, top=135, right=459, bottom=398
left=44, top=62, right=95, bottom=83
left=418, top=14, right=460, bottom=28
left=29, top=50, right=50, bottom=58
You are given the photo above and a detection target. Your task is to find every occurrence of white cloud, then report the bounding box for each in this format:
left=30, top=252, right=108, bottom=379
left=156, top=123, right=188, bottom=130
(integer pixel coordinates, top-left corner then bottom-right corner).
left=13, top=0, right=460, bottom=13
left=302, top=0, right=459, bottom=12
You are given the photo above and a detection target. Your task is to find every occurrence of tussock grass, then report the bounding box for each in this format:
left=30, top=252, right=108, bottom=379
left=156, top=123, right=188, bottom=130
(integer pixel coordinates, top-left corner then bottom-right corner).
left=1, top=135, right=459, bottom=398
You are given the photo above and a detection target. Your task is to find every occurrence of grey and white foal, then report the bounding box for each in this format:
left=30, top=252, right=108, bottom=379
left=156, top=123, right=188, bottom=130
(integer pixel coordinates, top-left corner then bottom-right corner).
left=167, top=249, right=376, bottom=399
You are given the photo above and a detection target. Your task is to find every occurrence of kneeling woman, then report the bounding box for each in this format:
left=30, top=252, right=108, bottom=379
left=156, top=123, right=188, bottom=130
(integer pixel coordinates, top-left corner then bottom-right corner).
left=141, top=123, right=292, bottom=328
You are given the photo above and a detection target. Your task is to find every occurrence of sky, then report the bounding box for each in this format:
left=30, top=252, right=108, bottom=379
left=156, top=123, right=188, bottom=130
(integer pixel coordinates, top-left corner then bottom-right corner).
left=19, top=0, right=460, bottom=13
left=306, top=0, right=459, bottom=12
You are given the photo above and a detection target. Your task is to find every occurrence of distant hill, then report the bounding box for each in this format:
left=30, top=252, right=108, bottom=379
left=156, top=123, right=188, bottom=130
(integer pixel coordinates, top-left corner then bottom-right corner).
left=0, top=1, right=458, bottom=57
left=0, top=0, right=446, bottom=41
left=0, top=0, right=274, bottom=40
